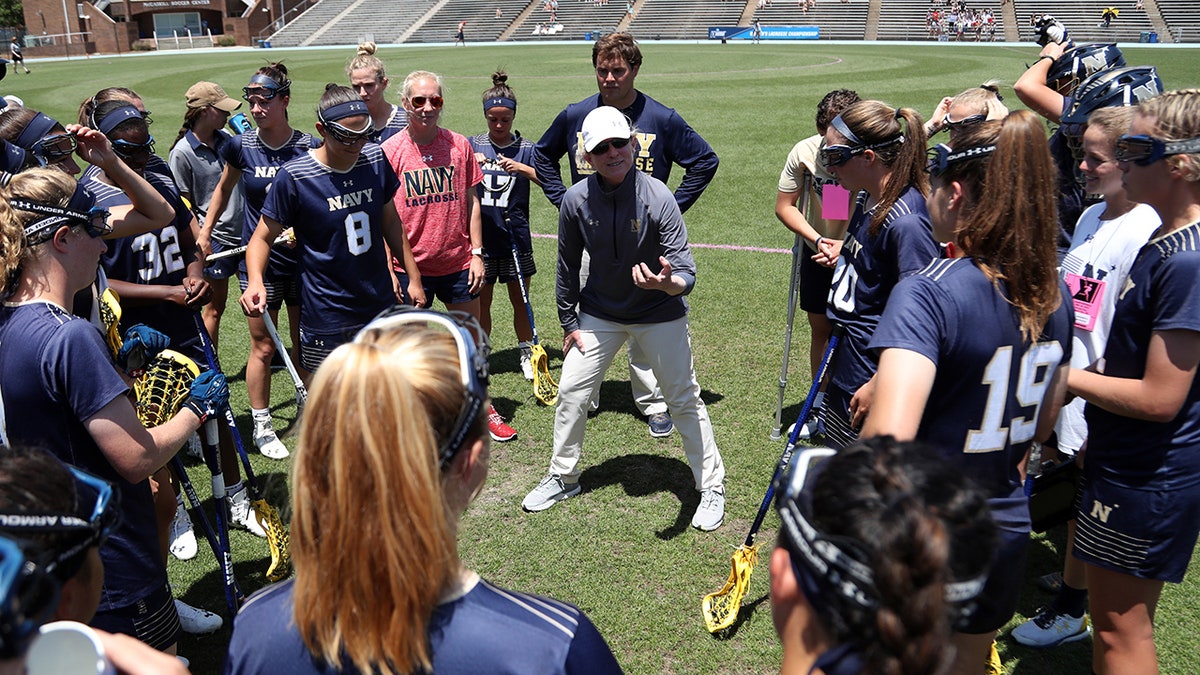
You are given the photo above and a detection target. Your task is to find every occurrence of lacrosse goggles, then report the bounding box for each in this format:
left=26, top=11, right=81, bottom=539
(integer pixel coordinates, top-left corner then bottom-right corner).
left=1115, top=134, right=1200, bottom=167
left=242, top=74, right=291, bottom=105
left=317, top=99, right=375, bottom=146
left=774, top=447, right=987, bottom=618
left=12, top=183, right=112, bottom=246
left=12, top=112, right=77, bottom=167
left=0, top=466, right=121, bottom=581
left=0, top=536, right=61, bottom=659
left=355, top=307, right=490, bottom=468
left=820, top=114, right=905, bottom=169
left=926, top=143, right=997, bottom=178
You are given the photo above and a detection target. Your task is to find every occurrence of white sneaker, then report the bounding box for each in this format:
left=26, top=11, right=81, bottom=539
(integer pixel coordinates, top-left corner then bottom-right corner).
left=522, top=473, right=581, bottom=512
left=169, top=502, right=197, bottom=560
left=519, top=341, right=534, bottom=381
left=227, top=486, right=267, bottom=538
left=1012, top=607, right=1091, bottom=648
left=253, top=421, right=289, bottom=459
left=174, top=599, right=222, bottom=634
left=185, top=432, right=202, bottom=460
left=692, top=487, right=725, bottom=531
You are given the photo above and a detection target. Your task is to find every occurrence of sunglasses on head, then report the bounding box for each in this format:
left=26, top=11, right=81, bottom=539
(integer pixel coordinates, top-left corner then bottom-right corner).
left=1115, top=134, right=1200, bottom=167
left=111, top=136, right=155, bottom=159
left=31, top=132, right=77, bottom=161
left=0, top=466, right=121, bottom=579
left=590, top=137, right=631, bottom=155
left=926, top=143, right=997, bottom=178
left=355, top=307, right=490, bottom=468
left=409, top=95, right=444, bottom=110
left=941, top=112, right=986, bottom=131
left=323, top=118, right=375, bottom=145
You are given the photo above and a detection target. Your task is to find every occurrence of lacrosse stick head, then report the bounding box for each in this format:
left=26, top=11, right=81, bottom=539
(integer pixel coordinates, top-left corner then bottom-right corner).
left=133, top=350, right=201, bottom=427
left=702, top=544, right=759, bottom=633
left=253, top=498, right=291, bottom=581
left=530, top=344, right=558, bottom=406
left=97, top=287, right=123, bottom=358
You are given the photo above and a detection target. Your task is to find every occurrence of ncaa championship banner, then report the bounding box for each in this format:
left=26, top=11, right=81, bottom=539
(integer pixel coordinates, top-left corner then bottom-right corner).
left=708, top=25, right=820, bottom=40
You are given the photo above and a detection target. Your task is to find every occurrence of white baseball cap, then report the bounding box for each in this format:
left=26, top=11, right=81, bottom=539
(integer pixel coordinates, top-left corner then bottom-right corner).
left=581, top=106, right=633, bottom=152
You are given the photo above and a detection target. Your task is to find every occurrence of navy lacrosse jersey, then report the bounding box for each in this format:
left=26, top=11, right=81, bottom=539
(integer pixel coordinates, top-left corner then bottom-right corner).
left=1085, top=222, right=1200, bottom=490
left=261, top=144, right=399, bottom=331
left=218, top=129, right=316, bottom=272
left=470, top=132, right=535, bottom=254
left=224, top=575, right=623, bottom=675
left=534, top=92, right=718, bottom=213
left=0, top=303, right=166, bottom=611
left=826, top=186, right=937, bottom=396
left=871, top=258, right=1074, bottom=503
left=85, top=174, right=196, bottom=346
left=370, top=105, right=408, bottom=144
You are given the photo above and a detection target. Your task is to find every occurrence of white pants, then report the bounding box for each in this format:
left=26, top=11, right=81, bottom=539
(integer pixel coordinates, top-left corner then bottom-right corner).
left=581, top=249, right=667, bottom=415
left=550, top=313, right=725, bottom=490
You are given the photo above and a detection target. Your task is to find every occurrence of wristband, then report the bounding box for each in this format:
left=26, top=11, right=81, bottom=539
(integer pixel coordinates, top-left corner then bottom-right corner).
left=815, top=236, right=826, bottom=250
left=1036, top=55, right=1055, bottom=65
left=471, top=247, right=484, bottom=256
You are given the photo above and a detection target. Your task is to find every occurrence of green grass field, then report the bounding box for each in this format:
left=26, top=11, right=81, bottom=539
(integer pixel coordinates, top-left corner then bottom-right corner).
left=11, top=41, right=1200, bottom=674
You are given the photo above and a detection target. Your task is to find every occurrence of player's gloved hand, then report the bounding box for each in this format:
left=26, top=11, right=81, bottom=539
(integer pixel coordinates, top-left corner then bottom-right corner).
left=183, top=370, right=229, bottom=423
left=1034, top=15, right=1069, bottom=46
left=117, top=324, right=170, bottom=376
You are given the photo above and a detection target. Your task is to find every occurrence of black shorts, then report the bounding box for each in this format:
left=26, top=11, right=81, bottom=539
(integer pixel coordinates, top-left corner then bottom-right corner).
left=395, top=269, right=478, bottom=307
left=485, top=249, right=537, bottom=284
left=205, top=239, right=241, bottom=281
left=237, top=271, right=299, bottom=311
left=1073, top=474, right=1200, bottom=583
left=89, top=582, right=181, bottom=651
left=798, top=251, right=835, bottom=315
left=298, top=324, right=363, bottom=372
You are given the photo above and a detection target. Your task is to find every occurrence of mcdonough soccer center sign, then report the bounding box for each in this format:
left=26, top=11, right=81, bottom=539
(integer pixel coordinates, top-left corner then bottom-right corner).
left=708, top=25, right=820, bottom=40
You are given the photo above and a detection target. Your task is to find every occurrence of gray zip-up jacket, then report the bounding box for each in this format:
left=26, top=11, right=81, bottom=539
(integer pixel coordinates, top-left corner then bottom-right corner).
left=556, top=169, right=696, bottom=334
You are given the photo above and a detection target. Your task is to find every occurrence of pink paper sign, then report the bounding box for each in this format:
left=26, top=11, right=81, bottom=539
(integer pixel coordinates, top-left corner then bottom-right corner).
left=822, top=184, right=851, bottom=221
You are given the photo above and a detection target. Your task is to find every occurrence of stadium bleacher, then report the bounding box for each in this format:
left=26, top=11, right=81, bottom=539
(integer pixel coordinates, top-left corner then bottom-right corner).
left=876, top=1, right=1004, bottom=42
left=1013, top=1, right=1157, bottom=44
left=745, top=1, right=871, bottom=41
left=624, top=0, right=745, bottom=41
left=509, top=1, right=629, bottom=42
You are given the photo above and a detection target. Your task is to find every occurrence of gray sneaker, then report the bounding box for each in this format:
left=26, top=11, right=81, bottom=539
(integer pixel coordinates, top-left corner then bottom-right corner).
left=692, top=487, right=725, bottom=531
left=648, top=412, right=674, bottom=438
left=1012, top=607, right=1091, bottom=648
left=522, top=473, right=581, bottom=512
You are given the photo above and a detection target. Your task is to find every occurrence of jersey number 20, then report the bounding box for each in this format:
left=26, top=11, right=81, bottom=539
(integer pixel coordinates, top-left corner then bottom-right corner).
left=965, top=342, right=1064, bottom=453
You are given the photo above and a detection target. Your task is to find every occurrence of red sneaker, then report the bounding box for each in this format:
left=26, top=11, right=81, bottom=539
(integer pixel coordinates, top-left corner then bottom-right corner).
left=487, top=405, right=517, bottom=442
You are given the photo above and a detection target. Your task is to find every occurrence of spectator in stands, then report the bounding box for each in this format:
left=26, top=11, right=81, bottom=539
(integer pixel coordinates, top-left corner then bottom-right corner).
left=533, top=32, right=719, bottom=440
left=225, top=308, right=623, bottom=674
left=1101, top=7, right=1118, bottom=27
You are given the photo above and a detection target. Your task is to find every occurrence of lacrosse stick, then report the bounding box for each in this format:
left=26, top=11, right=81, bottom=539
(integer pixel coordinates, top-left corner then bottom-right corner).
left=204, top=230, right=294, bottom=267
left=191, top=313, right=291, bottom=581
left=97, top=287, right=124, bottom=358
left=261, top=312, right=306, bottom=412
left=703, top=328, right=841, bottom=633
left=771, top=173, right=813, bottom=441
left=133, top=349, right=242, bottom=615
left=509, top=221, right=557, bottom=406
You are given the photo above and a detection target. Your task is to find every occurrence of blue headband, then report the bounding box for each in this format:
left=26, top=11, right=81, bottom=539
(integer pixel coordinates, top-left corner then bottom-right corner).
left=95, top=106, right=144, bottom=137
left=319, top=100, right=369, bottom=124
left=248, top=73, right=289, bottom=93
left=483, top=97, right=517, bottom=112
left=1, top=140, right=28, bottom=174
left=14, top=113, right=58, bottom=151
left=830, top=115, right=863, bottom=146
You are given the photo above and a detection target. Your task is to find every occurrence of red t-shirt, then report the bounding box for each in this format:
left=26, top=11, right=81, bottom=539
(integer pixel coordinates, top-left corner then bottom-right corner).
left=382, top=127, right=483, bottom=277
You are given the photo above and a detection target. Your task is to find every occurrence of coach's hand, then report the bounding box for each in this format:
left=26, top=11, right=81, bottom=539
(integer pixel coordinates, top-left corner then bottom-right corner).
left=184, top=370, right=229, bottom=424
left=240, top=284, right=267, bottom=318
left=563, top=330, right=586, bottom=355
left=633, top=257, right=685, bottom=296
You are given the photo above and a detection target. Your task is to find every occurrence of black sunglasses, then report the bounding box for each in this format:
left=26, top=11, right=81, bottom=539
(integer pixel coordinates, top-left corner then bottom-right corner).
left=590, top=137, right=631, bottom=155
left=112, top=136, right=155, bottom=159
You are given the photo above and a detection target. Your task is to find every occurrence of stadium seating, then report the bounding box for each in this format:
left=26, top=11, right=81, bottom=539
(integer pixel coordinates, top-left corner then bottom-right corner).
left=1154, top=0, right=1200, bottom=43
left=624, top=0, right=745, bottom=41
left=267, top=0, right=436, bottom=47
left=743, top=1, right=871, bottom=41
left=509, top=1, right=629, bottom=42
left=1011, top=0, right=1156, bottom=44
left=876, top=1, right=1004, bottom=42
left=407, top=0, right=534, bottom=44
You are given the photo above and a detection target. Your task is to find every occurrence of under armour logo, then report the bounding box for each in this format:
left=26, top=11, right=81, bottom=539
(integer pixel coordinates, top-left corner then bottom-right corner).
left=422, top=154, right=434, bottom=162
left=342, top=179, right=355, bottom=188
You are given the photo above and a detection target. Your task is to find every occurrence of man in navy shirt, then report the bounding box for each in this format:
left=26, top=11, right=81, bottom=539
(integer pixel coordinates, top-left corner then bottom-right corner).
left=534, top=32, right=719, bottom=438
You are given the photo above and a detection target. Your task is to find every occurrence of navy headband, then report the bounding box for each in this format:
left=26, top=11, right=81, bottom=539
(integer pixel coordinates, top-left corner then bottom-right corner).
left=14, top=113, right=58, bottom=150
left=14, top=183, right=97, bottom=245
left=318, top=100, right=369, bottom=124
left=95, top=106, right=144, bottom=136
left=830, top=115, right=863, bottom=146
left=1, top=140, right=28, bottom=174
left=248, top=73, right=289, bottom=93
left=483, top=97, right=517, bottom=112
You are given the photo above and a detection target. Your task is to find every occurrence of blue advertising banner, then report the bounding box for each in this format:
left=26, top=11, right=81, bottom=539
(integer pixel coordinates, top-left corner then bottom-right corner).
left=708, top=25, right=820, bottom=40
